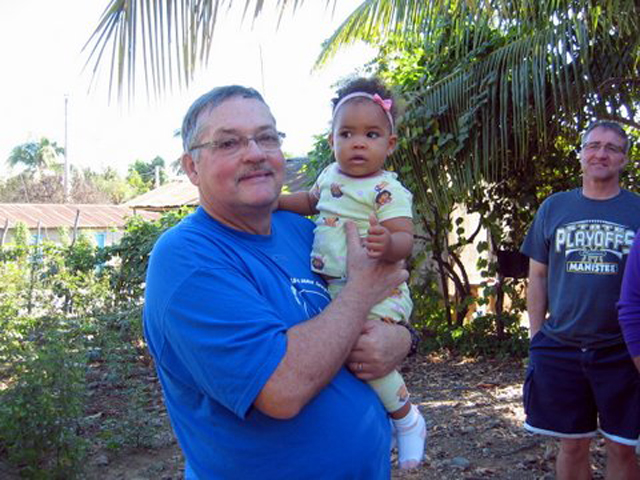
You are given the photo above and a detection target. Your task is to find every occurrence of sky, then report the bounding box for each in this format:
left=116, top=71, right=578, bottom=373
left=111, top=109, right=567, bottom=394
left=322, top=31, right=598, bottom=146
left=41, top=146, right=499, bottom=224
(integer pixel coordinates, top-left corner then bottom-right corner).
left=0, top=0, right=375, bottom=179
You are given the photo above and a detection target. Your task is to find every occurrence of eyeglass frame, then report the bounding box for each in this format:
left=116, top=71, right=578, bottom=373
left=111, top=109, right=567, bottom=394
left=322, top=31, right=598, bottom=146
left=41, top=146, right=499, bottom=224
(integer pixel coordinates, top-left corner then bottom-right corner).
left=581, top=141, right=627, bottom=155
left=188, top=131, right=286, bottom=156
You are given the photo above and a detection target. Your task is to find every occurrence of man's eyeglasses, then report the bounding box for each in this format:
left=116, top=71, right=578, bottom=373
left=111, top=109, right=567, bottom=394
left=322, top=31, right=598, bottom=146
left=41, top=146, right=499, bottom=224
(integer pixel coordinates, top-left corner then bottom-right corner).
left=189, top=131, right=286, bottom=156
left=582, top=141, right=626, bottom=155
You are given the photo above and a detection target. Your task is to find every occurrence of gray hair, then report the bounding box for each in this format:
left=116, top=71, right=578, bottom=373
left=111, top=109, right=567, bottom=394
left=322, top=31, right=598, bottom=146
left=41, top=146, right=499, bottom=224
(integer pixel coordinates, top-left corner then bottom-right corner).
left=181, top=85, right=267, bottom=154
left=581, top=120, right=630, bottom=153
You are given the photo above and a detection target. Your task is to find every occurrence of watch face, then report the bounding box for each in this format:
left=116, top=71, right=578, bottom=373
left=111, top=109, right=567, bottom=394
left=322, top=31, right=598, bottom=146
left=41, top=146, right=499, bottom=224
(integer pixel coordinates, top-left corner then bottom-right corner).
left=399, top=321, right=420, bottom=356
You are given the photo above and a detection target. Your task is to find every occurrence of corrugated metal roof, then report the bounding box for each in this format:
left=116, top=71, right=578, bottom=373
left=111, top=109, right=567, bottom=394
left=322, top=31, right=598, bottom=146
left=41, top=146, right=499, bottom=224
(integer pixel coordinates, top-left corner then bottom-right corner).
left=0, top=204, right=159, bottom=230
left=124, top=180, right=199, bottom=210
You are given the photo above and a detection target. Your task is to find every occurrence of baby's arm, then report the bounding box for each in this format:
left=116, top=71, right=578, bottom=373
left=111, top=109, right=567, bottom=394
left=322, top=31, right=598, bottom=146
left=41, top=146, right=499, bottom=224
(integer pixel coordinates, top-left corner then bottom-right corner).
left=278, top=191, right=319, bottom=216
left=365, top=213, right=414, bottom=262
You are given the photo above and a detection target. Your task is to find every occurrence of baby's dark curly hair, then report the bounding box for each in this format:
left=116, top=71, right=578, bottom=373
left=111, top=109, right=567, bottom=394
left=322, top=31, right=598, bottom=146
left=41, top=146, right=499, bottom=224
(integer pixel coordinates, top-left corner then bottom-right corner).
left=331, top=77, right=398, bottom=122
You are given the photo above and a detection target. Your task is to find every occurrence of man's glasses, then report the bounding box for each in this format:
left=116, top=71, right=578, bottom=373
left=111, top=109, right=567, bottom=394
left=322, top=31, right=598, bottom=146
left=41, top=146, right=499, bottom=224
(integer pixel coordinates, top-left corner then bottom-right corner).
left=189, top=131, right=286, bottom=156
left=582, top=141, right=626, bottom=155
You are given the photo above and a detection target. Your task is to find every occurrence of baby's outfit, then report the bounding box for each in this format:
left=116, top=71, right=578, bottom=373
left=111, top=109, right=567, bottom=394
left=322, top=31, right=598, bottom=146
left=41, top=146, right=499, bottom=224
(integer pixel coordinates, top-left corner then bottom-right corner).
left=310, top=162, right=413, bottom=412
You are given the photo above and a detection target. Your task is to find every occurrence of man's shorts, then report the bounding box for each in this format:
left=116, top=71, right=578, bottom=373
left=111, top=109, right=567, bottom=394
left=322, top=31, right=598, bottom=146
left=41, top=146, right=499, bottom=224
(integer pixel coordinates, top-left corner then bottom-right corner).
left=523, top=331, right=640, bottom=446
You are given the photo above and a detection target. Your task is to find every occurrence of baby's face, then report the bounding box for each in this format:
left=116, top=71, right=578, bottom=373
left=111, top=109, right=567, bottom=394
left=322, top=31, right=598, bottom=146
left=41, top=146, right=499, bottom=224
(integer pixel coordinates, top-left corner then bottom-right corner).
left=330, top=99, right=396, bottom=178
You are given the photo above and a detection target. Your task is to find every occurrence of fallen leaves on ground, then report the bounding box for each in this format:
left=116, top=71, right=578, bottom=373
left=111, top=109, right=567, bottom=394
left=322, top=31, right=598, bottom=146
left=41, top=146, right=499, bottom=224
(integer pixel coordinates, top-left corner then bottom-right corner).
left=81, top=353, right=610, bottom=480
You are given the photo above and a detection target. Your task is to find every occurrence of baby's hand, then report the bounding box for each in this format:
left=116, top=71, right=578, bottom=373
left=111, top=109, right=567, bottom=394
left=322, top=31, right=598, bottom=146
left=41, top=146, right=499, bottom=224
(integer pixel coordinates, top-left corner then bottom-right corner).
left=365, top=213, right=391, bottom=259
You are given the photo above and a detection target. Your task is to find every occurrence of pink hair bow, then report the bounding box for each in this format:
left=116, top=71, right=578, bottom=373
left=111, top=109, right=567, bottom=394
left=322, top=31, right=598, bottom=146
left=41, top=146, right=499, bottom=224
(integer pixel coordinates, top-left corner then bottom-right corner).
left=372, top=94, right=393, bottom=112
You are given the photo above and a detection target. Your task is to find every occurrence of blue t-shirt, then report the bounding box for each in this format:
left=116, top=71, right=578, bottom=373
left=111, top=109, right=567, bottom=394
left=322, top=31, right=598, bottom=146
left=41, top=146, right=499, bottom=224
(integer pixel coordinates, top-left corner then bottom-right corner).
left=521, top=188, right=640, bottom=348
left=143, top=207, right=391, bottom=479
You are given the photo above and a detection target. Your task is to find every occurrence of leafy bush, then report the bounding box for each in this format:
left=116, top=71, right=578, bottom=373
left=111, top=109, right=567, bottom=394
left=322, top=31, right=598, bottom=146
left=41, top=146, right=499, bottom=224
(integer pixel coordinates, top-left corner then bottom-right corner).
left=0, top=210, right=188, bottom=477
left=100, top=207, right=191, bottom=304
left=0, top=316, right=88, bottom=478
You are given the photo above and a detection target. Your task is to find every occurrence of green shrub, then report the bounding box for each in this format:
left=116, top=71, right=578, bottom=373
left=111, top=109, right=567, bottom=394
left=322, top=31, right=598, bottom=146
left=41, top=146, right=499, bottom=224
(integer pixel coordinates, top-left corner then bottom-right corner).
left=0, top=210, right=194, bottom=477
left=0, top=316, right=88, bottom=479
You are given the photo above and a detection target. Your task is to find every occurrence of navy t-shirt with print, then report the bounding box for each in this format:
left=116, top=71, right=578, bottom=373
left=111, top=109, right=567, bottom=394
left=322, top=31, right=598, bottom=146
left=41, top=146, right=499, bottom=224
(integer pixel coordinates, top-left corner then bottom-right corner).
left=521, top=189, right=640, bottom=348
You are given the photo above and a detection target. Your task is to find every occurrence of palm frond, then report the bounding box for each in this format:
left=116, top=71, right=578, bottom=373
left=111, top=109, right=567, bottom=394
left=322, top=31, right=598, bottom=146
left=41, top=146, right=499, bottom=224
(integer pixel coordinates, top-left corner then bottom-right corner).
left=83, top=0, right=340, bottom=101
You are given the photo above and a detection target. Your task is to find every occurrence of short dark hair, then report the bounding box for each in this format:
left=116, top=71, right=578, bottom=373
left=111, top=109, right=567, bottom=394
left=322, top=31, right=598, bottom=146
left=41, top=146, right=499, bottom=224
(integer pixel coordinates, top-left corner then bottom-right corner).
left=181, top=85, right=266, bottom=153
left=331, top=77, right=398, bottom=124
left=582, top=120, right=630, bottom=153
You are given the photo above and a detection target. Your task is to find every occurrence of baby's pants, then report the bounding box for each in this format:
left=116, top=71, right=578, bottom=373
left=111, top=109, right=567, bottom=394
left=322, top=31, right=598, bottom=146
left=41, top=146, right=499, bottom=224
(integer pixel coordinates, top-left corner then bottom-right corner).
left=328, top=280, right=413, bottom=412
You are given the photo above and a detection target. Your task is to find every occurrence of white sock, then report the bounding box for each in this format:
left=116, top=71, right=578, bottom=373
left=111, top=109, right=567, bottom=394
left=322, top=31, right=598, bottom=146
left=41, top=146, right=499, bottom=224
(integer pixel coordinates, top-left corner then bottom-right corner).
left=392, top=404, right=426, bottom=469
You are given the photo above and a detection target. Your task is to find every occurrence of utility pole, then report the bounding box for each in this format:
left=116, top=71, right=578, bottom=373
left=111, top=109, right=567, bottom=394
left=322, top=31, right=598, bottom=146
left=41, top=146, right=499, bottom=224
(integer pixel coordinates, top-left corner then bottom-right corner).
left=63, top=95, right=70, bottom=203
left=154, top=165, right=161, bottom=189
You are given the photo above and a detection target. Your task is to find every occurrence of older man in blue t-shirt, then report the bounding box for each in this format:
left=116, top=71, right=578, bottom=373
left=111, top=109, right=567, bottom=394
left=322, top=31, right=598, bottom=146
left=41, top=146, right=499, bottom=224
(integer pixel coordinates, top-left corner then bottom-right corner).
left=143, top=85, right=413, bottom=479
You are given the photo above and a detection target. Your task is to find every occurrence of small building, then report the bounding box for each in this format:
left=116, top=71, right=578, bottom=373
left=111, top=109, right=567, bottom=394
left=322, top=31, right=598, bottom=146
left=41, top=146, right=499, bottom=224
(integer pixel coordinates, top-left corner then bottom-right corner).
left=0, top=204, right=159, bottom=247
left=125, top=180, right=199, bottom=213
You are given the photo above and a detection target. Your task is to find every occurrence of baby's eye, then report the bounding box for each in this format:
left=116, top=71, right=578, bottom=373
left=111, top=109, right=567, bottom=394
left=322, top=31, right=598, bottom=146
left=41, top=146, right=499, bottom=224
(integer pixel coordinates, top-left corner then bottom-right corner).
left=338, top=131, right=352, bottom=139
left=367, top=131, right=381, bottom=139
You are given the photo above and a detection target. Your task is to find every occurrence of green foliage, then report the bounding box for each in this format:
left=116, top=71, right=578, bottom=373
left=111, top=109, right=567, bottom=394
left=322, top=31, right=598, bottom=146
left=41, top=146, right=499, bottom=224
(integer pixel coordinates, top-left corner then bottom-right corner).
left=411, top=283, right=528, bottom=357
left=0, top=315, right=88, bottom=478
left=7, top=138, right=64, bottom=174
left=436, top=313, right=529, bottom=358
left=101, top=207, right=191, bottom=304
left=12, top=221, right=30, bottom=249
left=301, top=132, right=334, bottom=187
left=126, top=157, right=168, bottom=195
left=89, top=308, right=164, bottom=452
left=0, top=208, right=189, bottom=476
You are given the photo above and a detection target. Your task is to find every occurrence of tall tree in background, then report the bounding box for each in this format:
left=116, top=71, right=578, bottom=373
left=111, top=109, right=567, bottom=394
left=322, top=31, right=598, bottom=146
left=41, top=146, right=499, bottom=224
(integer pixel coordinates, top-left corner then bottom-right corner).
left=7, top=138, right=64, bottom=175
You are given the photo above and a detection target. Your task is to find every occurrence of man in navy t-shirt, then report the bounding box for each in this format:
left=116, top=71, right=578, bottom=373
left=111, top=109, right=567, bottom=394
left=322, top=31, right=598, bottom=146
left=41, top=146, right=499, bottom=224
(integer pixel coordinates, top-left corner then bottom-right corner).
left=521, top=121, right=640, bottom=479
left=143, top=85, right=413, bottom=479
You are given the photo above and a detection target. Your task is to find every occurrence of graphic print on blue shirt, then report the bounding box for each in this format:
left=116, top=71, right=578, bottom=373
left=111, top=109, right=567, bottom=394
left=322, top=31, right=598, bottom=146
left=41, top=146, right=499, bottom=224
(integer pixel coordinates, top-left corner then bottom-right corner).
left=555, top=220, right=636, bottom=275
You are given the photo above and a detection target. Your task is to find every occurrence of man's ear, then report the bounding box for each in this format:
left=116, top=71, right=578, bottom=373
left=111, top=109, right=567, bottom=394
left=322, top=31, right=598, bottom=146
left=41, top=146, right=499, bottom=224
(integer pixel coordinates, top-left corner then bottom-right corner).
left=182, top=153, right=200, bottom=186
left=621, top=153, right=629, bottom=169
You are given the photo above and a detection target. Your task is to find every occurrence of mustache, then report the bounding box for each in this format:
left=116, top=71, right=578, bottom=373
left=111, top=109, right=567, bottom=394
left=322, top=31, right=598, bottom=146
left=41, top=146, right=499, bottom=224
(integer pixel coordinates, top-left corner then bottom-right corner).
left=237, top=165, right=277, bottom=180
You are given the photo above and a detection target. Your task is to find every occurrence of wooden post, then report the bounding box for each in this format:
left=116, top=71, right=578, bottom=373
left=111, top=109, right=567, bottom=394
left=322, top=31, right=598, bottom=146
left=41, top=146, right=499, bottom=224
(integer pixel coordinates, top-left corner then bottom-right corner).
left=0, top=219, right=8, bottom=246
left=71, top=209, right=80, bottom=246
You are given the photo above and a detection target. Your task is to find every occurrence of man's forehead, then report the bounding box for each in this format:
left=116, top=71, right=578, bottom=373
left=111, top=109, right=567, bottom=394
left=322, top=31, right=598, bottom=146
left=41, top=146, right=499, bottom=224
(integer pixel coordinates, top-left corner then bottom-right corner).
left=586, top=126, right=625, bottom=144
left=199, top=96, right=276, bottom=133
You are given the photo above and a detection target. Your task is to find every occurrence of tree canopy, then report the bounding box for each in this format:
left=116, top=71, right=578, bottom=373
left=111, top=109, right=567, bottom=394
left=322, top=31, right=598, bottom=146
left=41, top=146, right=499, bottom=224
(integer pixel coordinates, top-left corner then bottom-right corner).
left=7, top=138, right=64, bottom=174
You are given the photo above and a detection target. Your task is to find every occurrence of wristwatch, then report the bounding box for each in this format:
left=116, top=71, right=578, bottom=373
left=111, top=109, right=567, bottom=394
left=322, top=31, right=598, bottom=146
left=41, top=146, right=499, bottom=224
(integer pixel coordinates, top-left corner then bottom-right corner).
left=398, top=320, right=421, bottom=357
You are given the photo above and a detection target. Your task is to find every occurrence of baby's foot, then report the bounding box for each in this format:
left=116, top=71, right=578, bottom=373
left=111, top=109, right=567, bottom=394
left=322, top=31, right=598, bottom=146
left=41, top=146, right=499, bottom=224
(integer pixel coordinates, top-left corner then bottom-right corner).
left=392, top=404, right=426, bottom=469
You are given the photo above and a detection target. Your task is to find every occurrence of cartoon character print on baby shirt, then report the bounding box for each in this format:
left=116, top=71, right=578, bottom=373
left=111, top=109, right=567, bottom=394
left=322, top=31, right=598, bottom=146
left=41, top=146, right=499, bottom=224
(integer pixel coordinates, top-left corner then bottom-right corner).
left=323, top=217, right=340, bottom=227
left=374, top=181, right=393, bottom=209
left=311, top=255, right=326, bottom=271
left=330, top=183, right=344, bottom=198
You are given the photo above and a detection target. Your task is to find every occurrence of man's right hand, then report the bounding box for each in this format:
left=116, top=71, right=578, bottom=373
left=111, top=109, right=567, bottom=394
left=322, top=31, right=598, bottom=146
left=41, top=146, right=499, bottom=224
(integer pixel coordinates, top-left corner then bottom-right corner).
left=344, top=221, right=409, bottom=310
left=254, top=221, right=408, bottom=420
left=527, top=259, right=548, bottom=340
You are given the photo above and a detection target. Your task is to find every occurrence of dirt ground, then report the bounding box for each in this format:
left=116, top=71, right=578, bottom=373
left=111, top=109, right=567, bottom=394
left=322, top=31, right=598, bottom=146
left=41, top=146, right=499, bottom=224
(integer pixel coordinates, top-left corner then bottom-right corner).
left=67, top=355, right=610, bottom=479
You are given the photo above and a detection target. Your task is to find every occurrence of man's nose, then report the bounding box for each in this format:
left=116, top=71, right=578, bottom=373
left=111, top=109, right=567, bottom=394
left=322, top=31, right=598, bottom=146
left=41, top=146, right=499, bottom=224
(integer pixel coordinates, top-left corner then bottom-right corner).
left=243, top=138, right=267, bottom=160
